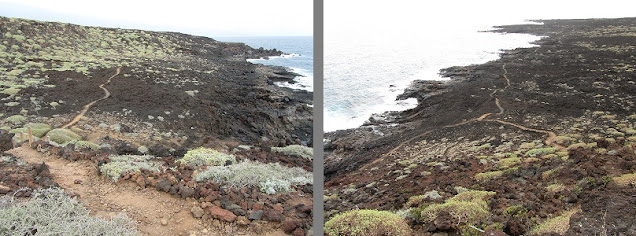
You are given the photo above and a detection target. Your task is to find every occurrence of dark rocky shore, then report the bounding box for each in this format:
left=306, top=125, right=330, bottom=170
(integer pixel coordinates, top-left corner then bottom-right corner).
left=325, top=17, right=636, bottom=235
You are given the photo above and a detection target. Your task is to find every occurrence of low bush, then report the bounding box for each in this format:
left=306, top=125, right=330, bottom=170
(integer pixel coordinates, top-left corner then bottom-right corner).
left=46, top=128, right=82, bottom=144
left=177, top=147, right=235, bottom=167
left=528, top=208, right=580, bottom=235
left=412, top=190, right=495, bottom=228
left=9, top=123, right=51, bottom=137
left=4, top=115, right=26, bottom=125
left=100, top=155, right=162, bottom=181
left=324, top=209, right=412, bottom=236
left=475, top=170, right=503, bottom=181
left=613, top=172, right=636, bottom=187
left=525, top=147, right=556, bottom=157
left=0, top=188, right=139, bottom=235
left=194, top=159, right=312, bottom=194
left=271, top=145, right=313, bottom=160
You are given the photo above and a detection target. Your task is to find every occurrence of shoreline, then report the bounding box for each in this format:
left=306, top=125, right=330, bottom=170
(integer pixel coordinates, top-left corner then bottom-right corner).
left=324, top=25, right=542, bottom=132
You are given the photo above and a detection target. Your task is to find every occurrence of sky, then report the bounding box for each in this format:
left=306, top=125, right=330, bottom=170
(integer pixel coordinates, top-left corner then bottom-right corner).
left=0, top=0, right=312, bottom=37
left=326, top=0, right=636, bottom=36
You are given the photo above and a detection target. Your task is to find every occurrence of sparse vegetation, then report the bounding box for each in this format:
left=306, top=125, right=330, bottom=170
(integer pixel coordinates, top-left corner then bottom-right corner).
left=525, top=147, right=556, bottom=157
left=194, top=159, right=312, bottom=194
left=4, top=115, right=26, bottom=125
left=475, top=170, right=503, bottom=181
left=271, top=144, right=313, bottom=160
left=177, top=147, right=236, bottom=167
left=324, top=209, right=412, bottom=236
left=46, top=128, right=82, bottom=144
left=528, top=208, right=580, bottom=235
left=9, top=123, right=51, bottom=137
left=412, top=190, right=495, bottom=227
left=0, top=188, right=140, bottom=235
left=100, top=155, right=163, bottom=181
left=613, top=172, right=636, bottom=187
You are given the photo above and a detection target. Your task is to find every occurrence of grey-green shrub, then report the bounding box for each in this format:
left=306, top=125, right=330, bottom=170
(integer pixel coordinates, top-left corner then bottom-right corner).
left=177, top=147, right=236, bottom=167
left=100, top=155, right=162, bottom=181
left=4, top=115, right=26, bottom=125
left=271, top=145, right=313, bottom=160
left=195, top=159, right=312, bottom=194
left=46, top=128, right=82, bottom=144
left=66, top=140, right=100, bottom=151
left=9, top=123, right=51, bottom=137
left=0, top=188, right=140, bottom=235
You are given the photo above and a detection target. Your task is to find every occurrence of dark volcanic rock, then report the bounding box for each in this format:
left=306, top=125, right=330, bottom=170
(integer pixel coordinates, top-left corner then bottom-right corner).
left=0, top=132, right=14, bottom=152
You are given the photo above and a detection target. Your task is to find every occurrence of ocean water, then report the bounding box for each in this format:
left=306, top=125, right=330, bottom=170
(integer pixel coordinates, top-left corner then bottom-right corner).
left=324, top=1, right=636, bottom=132
left=216, top=36, right=313, bottom=91
left=324, top=23, right=541, bottom=131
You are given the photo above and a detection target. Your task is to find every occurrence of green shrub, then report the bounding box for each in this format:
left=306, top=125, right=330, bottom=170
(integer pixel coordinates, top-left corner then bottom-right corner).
left=4, top=115, right=26, bottom=125
left=46, top=128, right=81, bottom=144
left=100, top=155, right=162, bottom=181
left=525, top=147, right=556, bottom=157
left=404, top=195, right=426, bottom=208
left=546, top=183, right=566, bottom=193
left=613, top=172, right=636, bottom=187
left=271, top=145, right=313, bottom=160
left=324, top=209, right=412, bottom=236
left=9, top=123, right=51, bottom=137
left=67, top=140, right=100, bottom=151
left=177, top=147, right=236, bottom=167
left=528, top=208, right=580, bottom=235
left=497, top=157, right=521, bottom=169
left=413, top=190, right=495, bottom=227
left=475, top=170, right=503, bottom=181
left=0, top=188, right=139, bottom=235
left=503, top=205, right=528, bottom=219
left=195, top=159, right=312, bottom=194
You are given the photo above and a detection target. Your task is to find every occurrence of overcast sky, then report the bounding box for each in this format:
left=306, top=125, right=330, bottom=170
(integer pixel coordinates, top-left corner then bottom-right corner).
left=326, top=0, right=636, bottom=36
left=0, top=0, right=312, bottom=37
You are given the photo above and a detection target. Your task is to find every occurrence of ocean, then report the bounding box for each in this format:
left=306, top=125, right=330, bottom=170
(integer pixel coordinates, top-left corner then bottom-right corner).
left=216, top=36, right=313, bottom=92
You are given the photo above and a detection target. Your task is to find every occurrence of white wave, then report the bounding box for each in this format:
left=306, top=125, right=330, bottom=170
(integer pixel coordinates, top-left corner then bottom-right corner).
left=274, top=66, right=313, bottom=92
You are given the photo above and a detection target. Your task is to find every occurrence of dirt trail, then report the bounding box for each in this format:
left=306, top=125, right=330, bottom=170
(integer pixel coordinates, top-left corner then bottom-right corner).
left=61, top=67, right=120, bottom=129
left=6, top=146, right=210, bottom=236
left=6, top=147, right=288, bottom=236
left=378, top=63, right=564, bottom=162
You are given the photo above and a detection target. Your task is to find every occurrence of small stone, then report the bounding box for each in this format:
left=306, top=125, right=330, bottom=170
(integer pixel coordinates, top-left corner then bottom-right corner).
left=148, top=115, right=155, bottom=120
left=248, top=210, right=263, bottom=221
left=209, top=205, right=237, bottom=222
left=191, top=206, right=204, bottom=218
left=161, top=218, right=168, bottom=226
left=74, top=179, right=83, bottom=184
left=0, top=184, right=10, bottom=194
left=236, top=216, right=250, bottom=226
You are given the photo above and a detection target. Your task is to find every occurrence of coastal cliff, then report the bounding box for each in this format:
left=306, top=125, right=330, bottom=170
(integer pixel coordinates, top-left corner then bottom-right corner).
left=325, top=17, right=636, bottom=235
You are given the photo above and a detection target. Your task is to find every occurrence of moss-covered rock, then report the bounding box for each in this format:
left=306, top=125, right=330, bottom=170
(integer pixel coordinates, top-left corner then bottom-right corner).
left=324, top=209, right=412, bottom=236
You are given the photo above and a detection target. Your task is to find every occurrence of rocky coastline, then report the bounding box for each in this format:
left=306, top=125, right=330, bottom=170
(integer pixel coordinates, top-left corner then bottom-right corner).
left=325, top=17, right=636, bottom=235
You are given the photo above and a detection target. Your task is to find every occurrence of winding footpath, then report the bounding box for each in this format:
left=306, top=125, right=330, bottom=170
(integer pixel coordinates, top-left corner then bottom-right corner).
left=384, top=63, right=565, bottom=160
left=61, top=67, right=120, bottom=129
